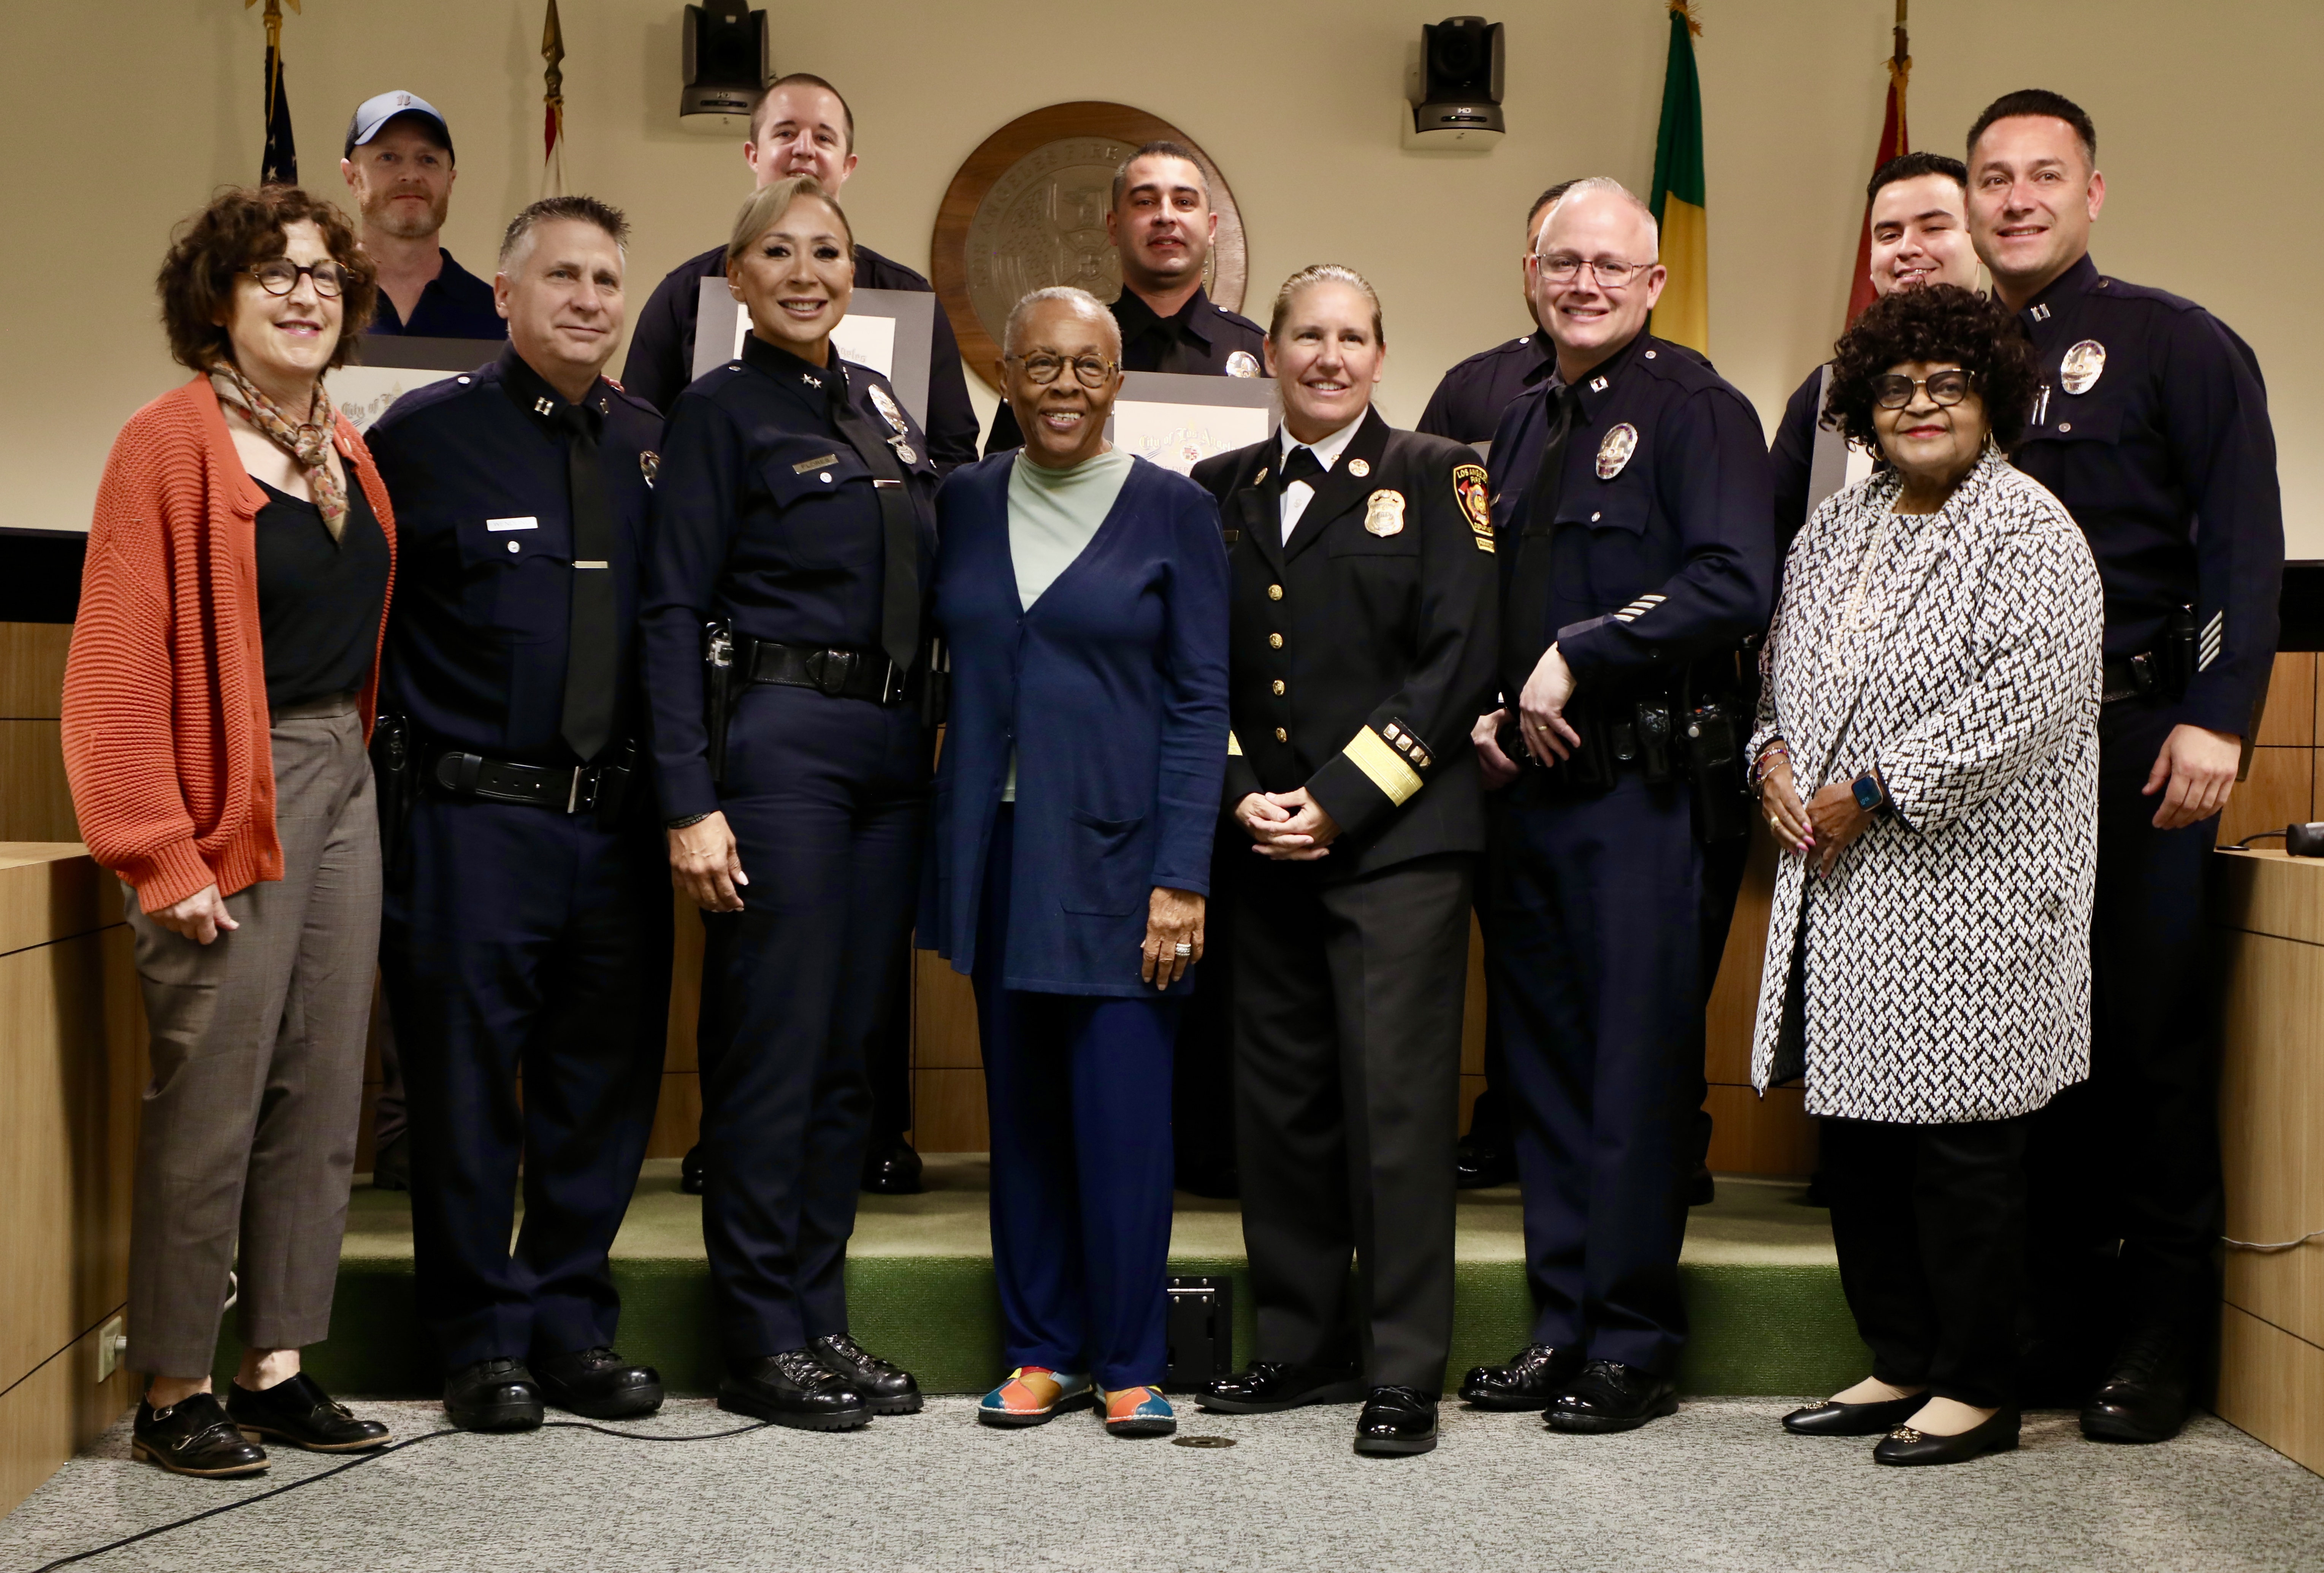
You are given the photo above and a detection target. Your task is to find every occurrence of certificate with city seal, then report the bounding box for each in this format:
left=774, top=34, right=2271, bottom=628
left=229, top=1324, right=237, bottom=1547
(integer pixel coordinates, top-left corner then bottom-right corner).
left=1106, top=371, right=1278, bottom=475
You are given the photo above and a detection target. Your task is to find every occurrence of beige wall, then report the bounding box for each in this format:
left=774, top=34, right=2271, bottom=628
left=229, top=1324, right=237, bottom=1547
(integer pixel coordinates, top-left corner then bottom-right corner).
left=5, top=0, right=2319, bottom=551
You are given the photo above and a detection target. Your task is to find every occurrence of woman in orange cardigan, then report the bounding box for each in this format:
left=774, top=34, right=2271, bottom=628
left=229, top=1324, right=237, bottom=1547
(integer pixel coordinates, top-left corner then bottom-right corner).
left=62, top=187, right=397, bottom=1478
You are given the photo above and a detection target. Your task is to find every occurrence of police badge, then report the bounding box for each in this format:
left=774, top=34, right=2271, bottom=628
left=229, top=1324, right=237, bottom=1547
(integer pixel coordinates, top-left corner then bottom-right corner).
left=2060, top=340, right=2106, bottom=395
left=1596, top=423, right=1639, bottom=480
left=639, top=451, right=661, bottom=489
left=1225, top=350, right=1260, bottom=378
left=1364, top=489, right=1406, bottom=536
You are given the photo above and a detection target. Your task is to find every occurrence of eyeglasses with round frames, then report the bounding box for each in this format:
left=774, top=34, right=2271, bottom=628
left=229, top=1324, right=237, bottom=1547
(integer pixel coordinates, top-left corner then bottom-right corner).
left=249, top=259, right=351, bottom=299
left=1870, top=369, right=1974, bottom=410
left=1532, top=253, right=1652, bottom=290
left=1004, top=352, right=1119, bottom=389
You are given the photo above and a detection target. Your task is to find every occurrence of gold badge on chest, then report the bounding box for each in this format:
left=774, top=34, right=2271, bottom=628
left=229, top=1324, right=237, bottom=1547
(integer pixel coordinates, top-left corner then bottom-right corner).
left=2060, top=339, right=2106, bottom=395
left=1365, top=489, right=1406, bottom=536
left=1596, top=423, right=1639, bottom=480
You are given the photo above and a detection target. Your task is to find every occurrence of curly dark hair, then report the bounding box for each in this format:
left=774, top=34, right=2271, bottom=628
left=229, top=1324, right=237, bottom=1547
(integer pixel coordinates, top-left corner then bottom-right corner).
left=156, top=185, right=377, bottom=372
left=1824, top=284, right=2037, bottom=452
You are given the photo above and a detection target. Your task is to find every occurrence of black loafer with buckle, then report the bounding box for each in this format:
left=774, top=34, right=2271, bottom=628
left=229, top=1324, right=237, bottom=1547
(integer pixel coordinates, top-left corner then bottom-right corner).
left=227, top=1372, right=390, bottom=1452
left=133, top=1394, right=269, bottom=1478
left=1874, top=1405, right=2021, bottom=1465
left=1782, top=1392, right=1928, bottom=1437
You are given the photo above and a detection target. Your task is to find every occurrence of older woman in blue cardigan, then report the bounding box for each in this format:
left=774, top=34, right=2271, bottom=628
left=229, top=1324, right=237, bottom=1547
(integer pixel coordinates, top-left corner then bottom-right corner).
left=924, top=287, right=1230, bottom=1439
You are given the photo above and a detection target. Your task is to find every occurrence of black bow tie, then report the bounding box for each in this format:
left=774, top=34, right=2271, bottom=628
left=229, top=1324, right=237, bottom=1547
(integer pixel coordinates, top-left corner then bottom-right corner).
left=1280, top=446, right=1326, bottom=487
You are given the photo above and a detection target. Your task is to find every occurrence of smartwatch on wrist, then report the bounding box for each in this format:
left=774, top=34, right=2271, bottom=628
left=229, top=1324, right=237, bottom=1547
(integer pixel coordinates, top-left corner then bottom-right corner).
left=1850, top=768, right=1890, bottom=817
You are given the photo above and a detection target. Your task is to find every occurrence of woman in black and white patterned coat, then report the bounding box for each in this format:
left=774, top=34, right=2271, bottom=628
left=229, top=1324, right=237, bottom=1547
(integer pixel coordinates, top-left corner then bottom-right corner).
left=1749, top=285, right=2102, bottom=1467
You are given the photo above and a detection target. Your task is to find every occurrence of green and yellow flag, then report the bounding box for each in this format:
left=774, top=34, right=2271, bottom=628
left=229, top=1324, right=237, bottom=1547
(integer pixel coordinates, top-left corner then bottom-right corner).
left=1648, top=1, right=1709, bottom=356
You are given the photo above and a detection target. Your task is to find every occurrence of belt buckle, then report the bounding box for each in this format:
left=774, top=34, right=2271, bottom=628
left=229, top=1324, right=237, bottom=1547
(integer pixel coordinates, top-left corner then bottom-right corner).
left=808, top=648, right=856, bottom=697
left=566, top=767, right=599, bottom=814
left=879, top=660, right=907, bottom=705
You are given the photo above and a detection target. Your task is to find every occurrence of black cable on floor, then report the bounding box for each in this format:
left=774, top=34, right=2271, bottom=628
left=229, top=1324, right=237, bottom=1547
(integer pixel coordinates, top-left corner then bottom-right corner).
left=27, top=1416, right=774, bottom=1573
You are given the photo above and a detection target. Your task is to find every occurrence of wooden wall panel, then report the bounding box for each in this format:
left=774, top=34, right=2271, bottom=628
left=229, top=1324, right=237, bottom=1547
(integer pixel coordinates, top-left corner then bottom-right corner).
left=0, top=719, right=77, bottom=844
left=2216, top=925, right=2324, bottom=1350
left=2216, top=1305, right=2324, bottom=1478
left=0, top=623, right=70, bottom=719
left=0, top=1319, right=142, bottom=1524
left=2220, top=745, right=2314, bottom=851
left=1704, top=1084, right=1818, bottom=1177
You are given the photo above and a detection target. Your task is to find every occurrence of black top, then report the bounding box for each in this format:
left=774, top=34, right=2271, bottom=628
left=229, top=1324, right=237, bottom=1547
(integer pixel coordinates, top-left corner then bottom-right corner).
left=641, top=332, right=941, bottom=818
left=984, top=285, right=1268, bottom=455
left=365, top=248, right=506, bottom=341
left=1416, top=330, right=1555, bottom=445
left=253, top=475, right=390, bottom=715
left=1768, top=361, right=1826, bottom=554
left=365, top=345, right=664, bottom=765
left=620, top=241, right=978, bottom=473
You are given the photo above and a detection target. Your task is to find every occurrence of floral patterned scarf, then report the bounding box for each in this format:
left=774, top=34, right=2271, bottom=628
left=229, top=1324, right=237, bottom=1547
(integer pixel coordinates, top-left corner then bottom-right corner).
left=209, top=361, right=349, bottom=541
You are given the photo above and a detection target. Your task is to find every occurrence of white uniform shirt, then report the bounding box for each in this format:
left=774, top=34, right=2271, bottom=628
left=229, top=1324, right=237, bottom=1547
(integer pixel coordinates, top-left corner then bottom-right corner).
left=1277, top=413, right=1368, bottom=543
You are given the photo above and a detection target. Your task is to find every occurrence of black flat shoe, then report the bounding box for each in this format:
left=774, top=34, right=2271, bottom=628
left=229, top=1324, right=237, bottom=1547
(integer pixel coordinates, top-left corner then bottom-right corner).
left=133, top=1394, right=268, bottom=1478
left=1197, top=1361, right=1366, bottom=1414
left=810, top=1332, right=922, bottom=1415
left=1460, top=1345, right=1583, bottom=1411
left=444, top=1358, right=544, bottom=1432
left=718, top=1349, right=870, bottom=1431
left=1546, top=1360, right=1679, bottom=1434
left=533, top=1347, right=663, bottom=1419
left=1354, top=1386, right=1439, bottom=1456
left=227, top=1372, right=390, bottom=1452
left=679, top=1143, right=706, bottom=1196
left=859, top=1139, right=925, bottom=1196
left=1874, top=1405, right=2020, bottom=1465
left=2081, top=1325, right=2192, bottom=1444
left=1782, top=1392, right=1928, bottom=1436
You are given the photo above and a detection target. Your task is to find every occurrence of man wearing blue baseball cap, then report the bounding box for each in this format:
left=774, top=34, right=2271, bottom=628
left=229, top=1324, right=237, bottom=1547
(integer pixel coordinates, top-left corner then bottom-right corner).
left=341, top=90, right=505, bottom=341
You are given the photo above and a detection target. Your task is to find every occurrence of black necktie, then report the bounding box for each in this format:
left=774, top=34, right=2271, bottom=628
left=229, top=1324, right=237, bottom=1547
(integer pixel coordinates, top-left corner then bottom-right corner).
left=1279, top=445, right=1325, bottom=487
left=829, top=394, right=920, bottom=673
left=555, top=402, right=619, bottom=762
left=1504, top=384, right=1576, bottom=698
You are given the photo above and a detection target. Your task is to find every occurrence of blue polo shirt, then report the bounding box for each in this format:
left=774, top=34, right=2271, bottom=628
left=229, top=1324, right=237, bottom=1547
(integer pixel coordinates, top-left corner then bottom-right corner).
left=366, top=247, right=506, bottom=341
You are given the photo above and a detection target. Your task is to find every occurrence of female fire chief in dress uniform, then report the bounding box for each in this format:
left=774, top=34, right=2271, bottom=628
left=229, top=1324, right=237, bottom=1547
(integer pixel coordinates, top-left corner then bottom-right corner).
left=1189, top=266, right=1500, bottom=1457
left=924, top=287, right=1229, bottom=1439
left=641, top=175, right=934, bottom=1431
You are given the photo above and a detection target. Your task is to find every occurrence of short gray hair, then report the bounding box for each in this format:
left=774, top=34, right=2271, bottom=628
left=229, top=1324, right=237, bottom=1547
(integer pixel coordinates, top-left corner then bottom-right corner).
left=500, top=194, right=630, bottom=268
left=1002, top=286, right=1122, bottom=358
left=1533, top=176, right=1658, bottom=257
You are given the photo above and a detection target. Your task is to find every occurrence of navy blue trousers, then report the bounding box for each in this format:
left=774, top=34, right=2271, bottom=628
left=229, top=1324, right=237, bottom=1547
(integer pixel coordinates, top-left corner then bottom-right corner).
left=1491, top=771, right=1704, bottom=1375
left=972, top=808, right=1180, bottom=1389
left=381, top=798, right=671, bottom=1369
left=698, top=684, right=925, bottom=1359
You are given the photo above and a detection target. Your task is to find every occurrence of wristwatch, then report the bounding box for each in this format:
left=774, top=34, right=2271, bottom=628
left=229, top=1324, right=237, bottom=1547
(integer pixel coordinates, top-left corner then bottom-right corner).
left=1851, top=768, right=1890, bottom=817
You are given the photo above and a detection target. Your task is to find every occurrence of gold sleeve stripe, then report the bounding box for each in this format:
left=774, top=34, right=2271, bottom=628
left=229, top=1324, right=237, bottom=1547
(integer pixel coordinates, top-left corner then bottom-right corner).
left=1227, top=730, right=1244, bottom=757
left=1345, top=726, right=1424, bottom=806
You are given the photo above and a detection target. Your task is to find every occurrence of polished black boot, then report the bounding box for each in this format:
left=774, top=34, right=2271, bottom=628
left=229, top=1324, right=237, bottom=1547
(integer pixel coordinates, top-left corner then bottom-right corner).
left=1197, top=1362, right=1366, bottom=1414
left=2081, top=1324, right=2194, bottom=1444
left=1353, top=1386, right=1439, bottom=1456
left=1459, top=1345, right=1583, bottom=1411
left=679, top=1143, right=706, bottom=1196
left=227, top=1372, right=390, bottom=1452
left=533, top=1347, right=663, bottom=1419
left=1782, top=1391, right=1928, bottom=1436
left=810, top=1333, right=923, bottom=1415
left=859, top=1138, right=925, bottom=1196
left=718, top=1349, right=871, bottom=1431
left=133, top=1394, right=268, bottom=1477
left=444, top=1358, right=545, bottom=1432
left=1874, top=1405, right=2021, bottom=1465
left=1546, top=1360, right=1679, bottom=1434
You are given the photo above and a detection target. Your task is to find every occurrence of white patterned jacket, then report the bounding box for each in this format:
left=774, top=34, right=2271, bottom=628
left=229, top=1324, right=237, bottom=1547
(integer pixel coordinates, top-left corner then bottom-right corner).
left=1749, top=447, right=2104, bottom=1124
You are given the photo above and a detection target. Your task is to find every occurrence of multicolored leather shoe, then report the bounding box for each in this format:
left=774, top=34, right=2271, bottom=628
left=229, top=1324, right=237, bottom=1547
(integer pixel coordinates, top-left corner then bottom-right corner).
left=977, top=1367, right=1094, bottom=1428
left=1102, top=1386, right=1176, bottom=1438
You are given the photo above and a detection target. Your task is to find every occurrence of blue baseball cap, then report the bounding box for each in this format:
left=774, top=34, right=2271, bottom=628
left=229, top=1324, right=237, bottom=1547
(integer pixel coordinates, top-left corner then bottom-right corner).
left=344, top=90, right=454, bottom=161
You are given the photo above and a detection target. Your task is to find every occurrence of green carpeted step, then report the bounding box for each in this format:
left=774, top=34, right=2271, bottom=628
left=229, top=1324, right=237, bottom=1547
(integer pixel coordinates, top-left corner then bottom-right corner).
left=219, top=1158, right=1868, bottom=1399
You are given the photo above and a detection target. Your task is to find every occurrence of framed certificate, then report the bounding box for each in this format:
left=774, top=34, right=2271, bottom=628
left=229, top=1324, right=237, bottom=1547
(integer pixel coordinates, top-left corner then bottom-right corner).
left=329, top=334, right=495, bottom=434
left=1105, top=371, right=1278, bottom=475
left=694, top=281, right=937, bottom=427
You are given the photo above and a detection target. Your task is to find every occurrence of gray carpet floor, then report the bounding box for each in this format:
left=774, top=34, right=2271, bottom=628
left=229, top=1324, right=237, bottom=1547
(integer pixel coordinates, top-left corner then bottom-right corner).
left=5, top=1398, right=2321, bottom=1573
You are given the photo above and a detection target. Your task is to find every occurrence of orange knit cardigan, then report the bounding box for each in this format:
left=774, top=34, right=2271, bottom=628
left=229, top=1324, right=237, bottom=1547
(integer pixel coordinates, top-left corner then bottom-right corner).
left=62, top=375, right=397, bottom=910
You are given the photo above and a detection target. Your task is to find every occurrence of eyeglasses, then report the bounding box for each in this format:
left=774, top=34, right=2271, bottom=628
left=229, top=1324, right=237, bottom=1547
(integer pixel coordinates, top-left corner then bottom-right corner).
left=1870, top=369, right=1974, bottom=410
left=1005, top=352, right=1119, bottom=389
left=249, top=259, right=352, bottom=299
left=1533, top=253, right=1652, bottom=290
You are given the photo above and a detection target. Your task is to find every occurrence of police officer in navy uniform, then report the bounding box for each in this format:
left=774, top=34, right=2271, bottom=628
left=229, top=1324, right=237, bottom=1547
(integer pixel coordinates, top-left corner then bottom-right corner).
left=642, top=176, right=934, bottom=1431
left=1965, top=90, right=2282, bottom=1445
left=368, top=197, right=668, bottom=1431
left=1460, top=179, right=1774, bottom=1432
left=1189, top=265, right=1498, bottom=1457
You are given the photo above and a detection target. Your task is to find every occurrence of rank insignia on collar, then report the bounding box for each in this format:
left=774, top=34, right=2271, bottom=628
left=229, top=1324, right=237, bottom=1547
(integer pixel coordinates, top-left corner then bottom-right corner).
left=1588, top=374, right=1610, bottom=393
left=869, top=383, right=910, bottom=436
left=2060, top=339, right=2106, bottom=395
left=533, top=396, right=556, bottom=417
left=1364, top=489, right=1406, bottom=536
left=1347, top=457, right=1370, bottom=478
left=1596, top=423, right=1639, bottom=480
left=1453, top=464, right=1492, bottom=537
left=1225, top=350, right=1260, bottom=378
left=639, top=450, right=661, bottom=488
left=2029, top=303, right=2052, bottom=322
left=801, top=373, right=822, bottom=388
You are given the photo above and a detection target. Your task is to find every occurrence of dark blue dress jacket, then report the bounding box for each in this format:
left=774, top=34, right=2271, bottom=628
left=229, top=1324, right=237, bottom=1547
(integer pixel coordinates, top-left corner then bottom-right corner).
left=923, top=453, right=1231, bottom=998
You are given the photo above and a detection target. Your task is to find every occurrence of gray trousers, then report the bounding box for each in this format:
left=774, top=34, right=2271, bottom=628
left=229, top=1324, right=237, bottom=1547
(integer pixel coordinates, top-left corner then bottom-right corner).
left=124, top=696, right=380, bottom=1378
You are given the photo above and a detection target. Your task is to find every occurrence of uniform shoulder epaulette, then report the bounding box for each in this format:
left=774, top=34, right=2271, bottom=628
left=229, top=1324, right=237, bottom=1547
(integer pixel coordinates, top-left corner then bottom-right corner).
left=604, top=379, right=662, bottom=419
left=1213, top=302, right=1267, bottom=338
left=1634, top=338, right=1722, bottom=388
left=2091, top=274, right=2208, bottom=318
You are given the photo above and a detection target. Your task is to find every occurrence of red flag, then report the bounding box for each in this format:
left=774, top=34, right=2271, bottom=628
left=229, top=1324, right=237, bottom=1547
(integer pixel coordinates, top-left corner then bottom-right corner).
left=541, top=0, right=566, bottom=197
left=1844, top=55, right=1911, bottom=326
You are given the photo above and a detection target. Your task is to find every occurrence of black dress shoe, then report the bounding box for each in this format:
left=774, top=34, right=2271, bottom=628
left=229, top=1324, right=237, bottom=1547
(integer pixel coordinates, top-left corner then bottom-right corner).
left=2081, top=1324, right=2193, bottom=1444
left=444, top=1358, right=545, bottom=1432
left=1354, top=1386, right=1439, bottom=1456
left=1455, top=1133, right=1517, bottom=1190
left=227, top=1372, right=390, bottom=1452
left=1197, top=1361, right=1366, bottom=1414
left=679, top=1143, right=706, bottom=1196
left=133, top=1394, right=268, bottom=1477
left=371, top=1132, right=410, bottom=1192
left=859, top=1139, right=925, bottom=1196
left=718, top=1348, right=871, bottom=1431
left=1460, top=1344, right=1584, bottom=1411
left=1874, top=1405, right=2021, bottom=1465
left=533, top=1347, right=663, bottom=1420
left=810, top=1333, right=922, bottom=1415
left=1782, top=1391, right=1928, bottom=1436
left=1546, top=1360, right=1679, bottom=1434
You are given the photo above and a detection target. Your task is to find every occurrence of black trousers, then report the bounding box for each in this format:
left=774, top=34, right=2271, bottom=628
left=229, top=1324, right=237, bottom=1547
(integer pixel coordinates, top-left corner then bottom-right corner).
left=1823, top=1114, right=2031, bottom=1410
left=1233, top=852, right=1473, bottom=1391
left=698, top=684, right=925, bottom=1358
left=1171, top=839, right=1241, bottom=1193
left=382, top=797, right=671, bottom=1369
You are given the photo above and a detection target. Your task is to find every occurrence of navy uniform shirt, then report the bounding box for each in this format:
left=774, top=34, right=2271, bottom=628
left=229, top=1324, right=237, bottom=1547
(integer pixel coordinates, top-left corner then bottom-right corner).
left=1417, top=330, right=1555, bottom=446
left=1769, top=362, right=1827, bottom=553
left=1489, top=330, right=1775, bottom=700
left=2008, top=254, right=2282, bottom=738
left=640, top=333, right=941, bottom=819
left=366, top=248, right=507, bottom=341
left=621, top=241, right=978, bottom=473
left=984, top=285, right=1268, bottom=455
left=366, top=345, right=661, bottom=764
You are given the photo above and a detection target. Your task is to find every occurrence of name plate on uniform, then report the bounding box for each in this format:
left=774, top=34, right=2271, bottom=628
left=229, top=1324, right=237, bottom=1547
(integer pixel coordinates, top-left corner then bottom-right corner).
left=694, top=280, right=937, bottom=429
left=1107, top=371, right=1279, bottom=476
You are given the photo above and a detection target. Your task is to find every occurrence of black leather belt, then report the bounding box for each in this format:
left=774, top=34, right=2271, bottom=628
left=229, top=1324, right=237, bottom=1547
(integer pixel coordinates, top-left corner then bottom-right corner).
left=2102, top=650, right=2163, bottom=705
left=429, top=749, right=625, bottom=813
left=740, top=638, right=912, bottom=706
